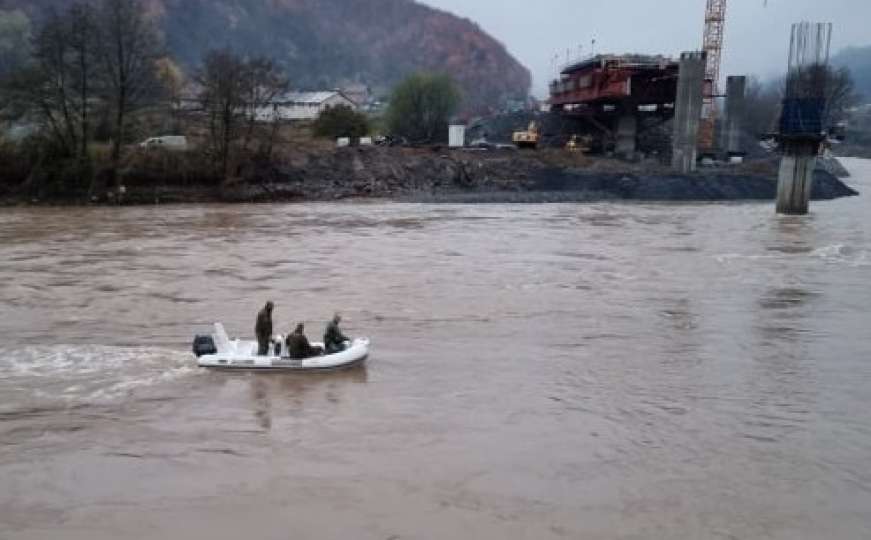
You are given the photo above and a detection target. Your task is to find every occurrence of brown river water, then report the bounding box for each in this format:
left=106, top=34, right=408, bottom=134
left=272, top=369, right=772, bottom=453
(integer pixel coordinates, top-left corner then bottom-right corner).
left=1, top=159, right=870, bottom=540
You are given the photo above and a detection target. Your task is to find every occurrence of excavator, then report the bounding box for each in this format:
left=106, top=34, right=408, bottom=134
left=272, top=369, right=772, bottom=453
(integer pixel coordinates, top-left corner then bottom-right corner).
left=512, top=121, right=540, bottom=149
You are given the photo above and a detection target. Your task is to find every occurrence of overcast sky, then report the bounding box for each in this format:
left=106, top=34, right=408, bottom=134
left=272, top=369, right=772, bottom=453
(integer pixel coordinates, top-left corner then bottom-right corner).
left=420, top=0, right=871, bottom=96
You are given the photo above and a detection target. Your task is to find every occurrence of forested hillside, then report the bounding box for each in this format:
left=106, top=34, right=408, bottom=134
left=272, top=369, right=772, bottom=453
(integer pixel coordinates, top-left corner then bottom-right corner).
left=0, top=0, right=531, bottom=112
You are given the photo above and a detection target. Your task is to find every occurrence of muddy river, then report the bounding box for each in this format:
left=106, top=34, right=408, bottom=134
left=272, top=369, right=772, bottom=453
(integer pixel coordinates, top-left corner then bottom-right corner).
left=1, top=159, right=870, bottom=539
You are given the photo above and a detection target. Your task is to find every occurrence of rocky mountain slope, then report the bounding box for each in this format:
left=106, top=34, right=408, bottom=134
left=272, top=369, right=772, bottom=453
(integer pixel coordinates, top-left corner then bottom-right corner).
left=0, top=0, right=531, bottom=112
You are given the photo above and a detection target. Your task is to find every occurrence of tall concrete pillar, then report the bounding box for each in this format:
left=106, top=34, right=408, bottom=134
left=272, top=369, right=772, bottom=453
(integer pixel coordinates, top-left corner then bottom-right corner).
left=774, top=22, right=832, bottom=215
left=722, top=76, right=747, bottom=158
left=616, top=113, right=637, bottom=159
left=672, top=52, right=706, bottom=173
left=776, top=140, right=819, bottom=215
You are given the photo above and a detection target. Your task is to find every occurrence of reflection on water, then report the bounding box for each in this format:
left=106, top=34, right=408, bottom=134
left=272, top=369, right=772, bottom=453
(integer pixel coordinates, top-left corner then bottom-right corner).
left=745, top=282, right=818, bottom=446
left=758, top=287, right=821, bottom=311
left=1, top=160, right=871, bottom=539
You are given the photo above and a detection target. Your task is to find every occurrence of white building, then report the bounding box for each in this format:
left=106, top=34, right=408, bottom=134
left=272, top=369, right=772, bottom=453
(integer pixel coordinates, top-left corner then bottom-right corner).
left=342, top=83, right=371, bottom=108
left=256, top=91, right=358, bottom=122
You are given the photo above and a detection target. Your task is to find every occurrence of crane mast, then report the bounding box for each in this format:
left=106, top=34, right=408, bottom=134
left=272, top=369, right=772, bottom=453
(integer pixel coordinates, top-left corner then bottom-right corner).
left=699, top=0, right=727, bottom=154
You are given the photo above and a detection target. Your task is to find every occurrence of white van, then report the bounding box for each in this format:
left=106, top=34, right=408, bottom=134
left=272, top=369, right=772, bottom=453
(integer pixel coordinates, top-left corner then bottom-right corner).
left=139, top=136, right=188, bottom=151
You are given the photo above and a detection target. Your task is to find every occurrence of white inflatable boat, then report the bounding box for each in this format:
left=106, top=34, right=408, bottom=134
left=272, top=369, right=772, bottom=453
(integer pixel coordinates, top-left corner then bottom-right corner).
left=194, top=323, right=370, bottom=371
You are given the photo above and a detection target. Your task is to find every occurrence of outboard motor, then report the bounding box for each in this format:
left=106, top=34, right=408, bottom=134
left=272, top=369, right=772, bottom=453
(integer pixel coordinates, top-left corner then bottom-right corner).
left=192, top=334, right=217, bottom=357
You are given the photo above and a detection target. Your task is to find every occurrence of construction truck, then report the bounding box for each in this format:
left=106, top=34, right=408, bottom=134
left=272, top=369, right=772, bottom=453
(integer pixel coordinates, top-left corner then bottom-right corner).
left=512, top=121, right=540, bottom=149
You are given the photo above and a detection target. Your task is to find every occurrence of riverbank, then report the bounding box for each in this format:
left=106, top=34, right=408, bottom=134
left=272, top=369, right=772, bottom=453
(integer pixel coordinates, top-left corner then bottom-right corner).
left=0, top=146, right=859, bottom=205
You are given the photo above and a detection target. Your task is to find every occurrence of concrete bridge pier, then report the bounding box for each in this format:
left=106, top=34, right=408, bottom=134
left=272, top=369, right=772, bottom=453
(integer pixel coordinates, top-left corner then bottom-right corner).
left=616, top=113, right=637, bottom=159
left=672, top=52, right=706, bottom=173
left=722, top=76, right=747, bottom=159
left=775, top=21, right=832, bottom=216
left=776, top=140, right=819, bottom=215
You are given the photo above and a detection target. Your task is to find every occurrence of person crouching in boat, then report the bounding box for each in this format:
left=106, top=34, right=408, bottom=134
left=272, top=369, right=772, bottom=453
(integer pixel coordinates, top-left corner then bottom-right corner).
left=286, top=323, right=324, bottom=359
left=255, top=301, right=274, bottom=356
left=324, top=313, right=349, bottom=354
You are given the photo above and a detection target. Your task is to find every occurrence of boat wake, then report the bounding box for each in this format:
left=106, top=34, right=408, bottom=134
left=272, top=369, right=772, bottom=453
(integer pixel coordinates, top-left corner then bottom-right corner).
left=0, top=345, right=196, bottom=413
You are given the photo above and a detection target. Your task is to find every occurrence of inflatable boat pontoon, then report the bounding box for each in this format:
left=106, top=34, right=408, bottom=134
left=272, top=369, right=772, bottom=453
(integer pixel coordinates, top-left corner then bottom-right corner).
left=194, top=323, right=369, bottom=371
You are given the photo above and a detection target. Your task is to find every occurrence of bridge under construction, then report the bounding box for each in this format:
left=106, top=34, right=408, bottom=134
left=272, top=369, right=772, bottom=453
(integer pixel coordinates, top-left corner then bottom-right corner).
left=546, top=0, right=745, bottom=162
left=548, top=54, right=682, bottom=158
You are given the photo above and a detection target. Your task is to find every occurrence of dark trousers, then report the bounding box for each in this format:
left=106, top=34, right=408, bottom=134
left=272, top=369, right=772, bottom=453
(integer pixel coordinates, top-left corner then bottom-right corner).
left=325, top=342, right=346, bottom=355
left=289, top=345, right=324, bottom=360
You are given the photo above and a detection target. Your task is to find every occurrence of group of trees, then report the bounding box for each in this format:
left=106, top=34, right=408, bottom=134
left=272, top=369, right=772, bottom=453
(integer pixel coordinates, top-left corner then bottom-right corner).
left=1, top=0, right=163, bottom=194
left=0, top=2, right=297, bottom=189
left=195, top=50, right=289, bottom=179
left=311, top=73, right=462, bottom=144
left=0, top=0, right=466, bottom=198
left=197, top=63, right=461, bottom=152
left=742, top=66, right=859, bottom=138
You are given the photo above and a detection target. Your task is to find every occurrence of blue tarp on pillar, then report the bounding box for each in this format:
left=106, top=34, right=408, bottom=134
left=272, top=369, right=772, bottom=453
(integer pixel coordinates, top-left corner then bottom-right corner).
left=779, top=98, right=826, bottom=137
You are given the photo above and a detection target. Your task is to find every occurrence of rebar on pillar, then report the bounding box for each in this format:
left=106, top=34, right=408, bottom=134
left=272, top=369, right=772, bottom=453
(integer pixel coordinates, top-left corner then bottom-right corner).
left=672, top=52, right=706, bottom=174
left=775, top=22, right=832, bottom=215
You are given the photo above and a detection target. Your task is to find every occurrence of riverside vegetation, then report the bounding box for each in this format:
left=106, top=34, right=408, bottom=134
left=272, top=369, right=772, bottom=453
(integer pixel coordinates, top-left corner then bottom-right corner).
left=0, top=0, right=486, bottom=204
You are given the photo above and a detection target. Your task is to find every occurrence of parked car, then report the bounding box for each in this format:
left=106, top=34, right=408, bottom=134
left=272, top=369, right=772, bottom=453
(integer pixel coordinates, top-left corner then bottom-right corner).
left=139, top=136, right=188, bottom=151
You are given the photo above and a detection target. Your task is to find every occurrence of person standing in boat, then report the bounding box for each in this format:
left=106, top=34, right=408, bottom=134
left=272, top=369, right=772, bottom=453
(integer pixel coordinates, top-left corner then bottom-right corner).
left=324, top=313, right=350, bottom=354
left=255, top=301, right=274, bottom=356
left=286, top=323, right=323, bottom=359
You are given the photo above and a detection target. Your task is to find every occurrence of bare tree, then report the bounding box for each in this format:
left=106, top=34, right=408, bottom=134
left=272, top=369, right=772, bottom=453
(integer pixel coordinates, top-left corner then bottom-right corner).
left=6, top=7, right=96, bottom=158
left=742, top=66, right=858, bottom=141
left=97, top=0, right=162, bottom=182
left=743, top=76, right=783, bottom=137
left=32, top=11, right=77, bottom=154
left=0, top=4, right=100, bottom=195
left=241, top=57, right=289, bottom=157
left=196, top=49, right=247, bottom=181
left=68, top=4, right=98, bottom=162
left=825, top=66, right=858, bottom=125
left=196, top=51, right=289, bottom=178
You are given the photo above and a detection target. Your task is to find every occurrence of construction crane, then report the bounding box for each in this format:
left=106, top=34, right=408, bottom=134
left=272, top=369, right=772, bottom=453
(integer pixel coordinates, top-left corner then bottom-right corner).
left=699, top=0, right=727, bottom=155
left=699, top=1, right=772, bottom=155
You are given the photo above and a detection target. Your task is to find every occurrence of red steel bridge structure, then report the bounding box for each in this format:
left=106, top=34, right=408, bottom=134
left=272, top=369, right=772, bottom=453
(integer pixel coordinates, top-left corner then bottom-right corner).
left=549, top=55, right=680, bottom=110
left=547, top=0, right=734, bottom=157
left=548, top=55, right=681, bottom=154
